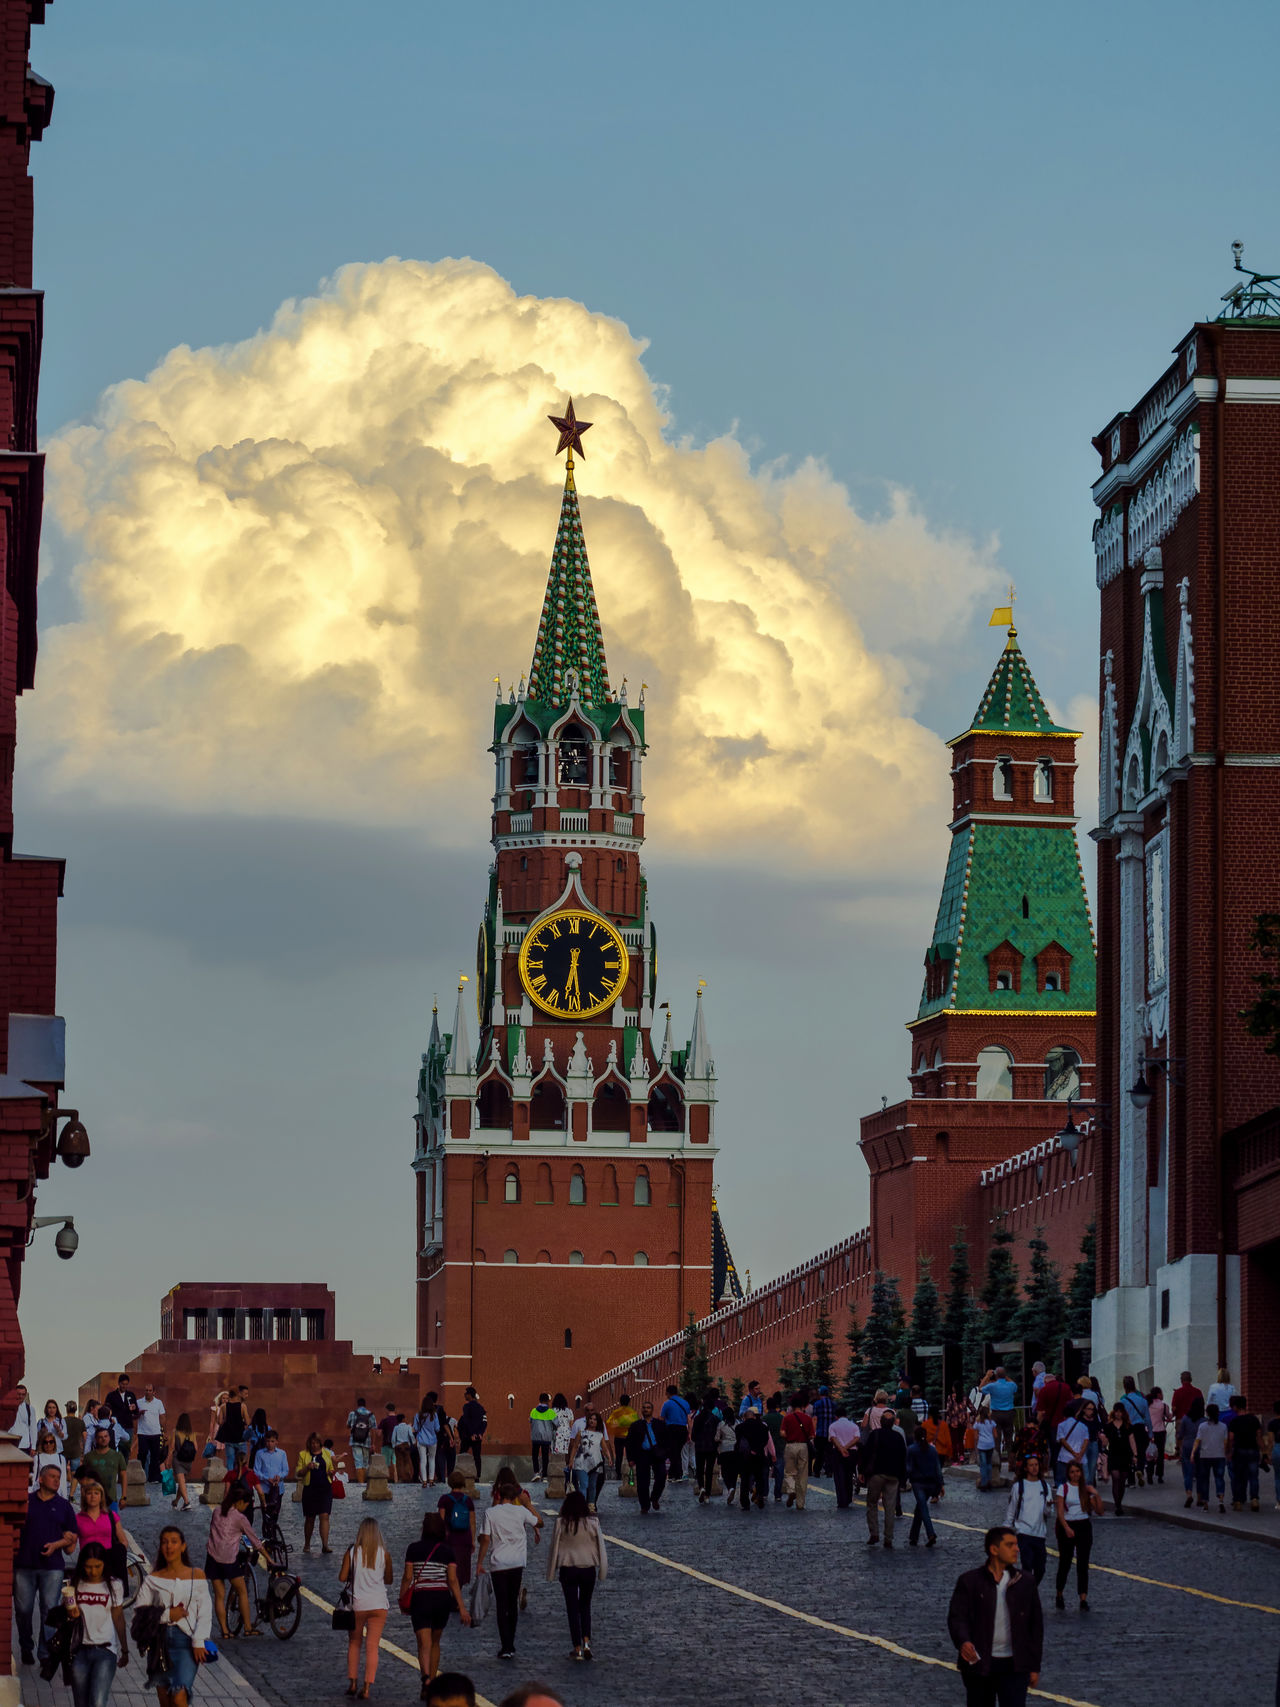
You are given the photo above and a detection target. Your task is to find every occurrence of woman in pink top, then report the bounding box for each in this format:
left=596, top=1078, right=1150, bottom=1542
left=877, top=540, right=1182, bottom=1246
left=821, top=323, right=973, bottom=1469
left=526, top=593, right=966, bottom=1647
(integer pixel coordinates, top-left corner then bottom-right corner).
left=76, top=1477, right=127, bottom=1588
left=205, top=1484, right=265, bottom=1638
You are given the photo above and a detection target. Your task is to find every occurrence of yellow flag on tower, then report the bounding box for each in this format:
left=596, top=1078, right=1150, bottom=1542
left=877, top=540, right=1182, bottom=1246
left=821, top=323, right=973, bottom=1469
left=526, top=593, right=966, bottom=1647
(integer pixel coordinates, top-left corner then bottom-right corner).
left=989, top=605, right=1014, bottom=627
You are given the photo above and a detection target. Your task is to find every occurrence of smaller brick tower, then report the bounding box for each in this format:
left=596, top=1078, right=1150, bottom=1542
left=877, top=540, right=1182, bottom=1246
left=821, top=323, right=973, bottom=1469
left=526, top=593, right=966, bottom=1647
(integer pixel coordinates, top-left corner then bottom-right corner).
left=414, top=405, right=718, bottom=1453
left=860, top=618, right=1097, bottom=1282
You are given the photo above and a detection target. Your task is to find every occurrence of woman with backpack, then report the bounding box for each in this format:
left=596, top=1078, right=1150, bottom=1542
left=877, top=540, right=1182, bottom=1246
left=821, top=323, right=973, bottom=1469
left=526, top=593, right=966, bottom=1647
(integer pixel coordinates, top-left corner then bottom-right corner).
left=167, top=1413, right=198, bottom=1512
left=691, top=1395, right=720, bottom=1504
left=545, top=1488, right=607, bottom=1662
left=401, top=1512, right=471, bottom=1692
left=436, top=1471, right=476, bottom=1586
left=338, top=1518, right=393, bottom=1699
left=1005, top=1449, right=1053, bottom=1581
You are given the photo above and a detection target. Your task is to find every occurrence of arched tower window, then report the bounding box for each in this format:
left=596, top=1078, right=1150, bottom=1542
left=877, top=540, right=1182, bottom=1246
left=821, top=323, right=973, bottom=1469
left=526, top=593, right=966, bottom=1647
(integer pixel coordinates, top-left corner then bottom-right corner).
left=503, top=1169, right=520, bottom=1204
left=633, top=1251, right=649, bottom=1267
left=1044, top=1047, right=1081, bottom=1101
left=648, top=1084, right=683, bottom=1133
left=503, top=1249, right=518, bottom=1264
left=531, top=1079, right=566, bottom=1130
left=568, top=1249, right=585, bottom=1265
left=593, top=1081, right=630, bottom=1132
left=609, top=747, right=631, bottom=789
left=975, top=1045, right=1014, bottom=1100
left=569, top=1169, right=586, bottom=1205
left=557, top=721, right=592, bottom=786
left=477, top=1079, right=512, bottom=1130
left=514, top=743, right=540, bottom=786
left=634, top=1168, right=651, bottom=1206
left=1033, top=759, right=1053, bottom=800
left=994, top=757, right=1014, bottom=800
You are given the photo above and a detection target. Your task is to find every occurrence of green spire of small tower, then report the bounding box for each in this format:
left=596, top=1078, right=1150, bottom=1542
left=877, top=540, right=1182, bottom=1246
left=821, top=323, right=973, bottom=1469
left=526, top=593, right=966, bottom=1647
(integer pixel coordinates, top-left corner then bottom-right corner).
left=953, top=621, right=1075, bottom=741
left=526, top=400, right=612, bottom=712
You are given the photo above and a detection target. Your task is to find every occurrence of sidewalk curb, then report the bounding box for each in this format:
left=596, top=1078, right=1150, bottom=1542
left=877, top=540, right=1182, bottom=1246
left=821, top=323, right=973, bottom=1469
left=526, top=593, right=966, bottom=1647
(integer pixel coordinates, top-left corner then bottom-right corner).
left=946, top=1460, right=1280, bottom=1549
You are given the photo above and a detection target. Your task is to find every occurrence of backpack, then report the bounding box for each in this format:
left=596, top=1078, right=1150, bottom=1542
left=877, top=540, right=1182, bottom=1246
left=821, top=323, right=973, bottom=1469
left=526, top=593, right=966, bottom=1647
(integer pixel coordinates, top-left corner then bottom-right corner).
left=445, top=1494, right=471, bottom=1532
left=350, top=1412, right=372, bottom=1446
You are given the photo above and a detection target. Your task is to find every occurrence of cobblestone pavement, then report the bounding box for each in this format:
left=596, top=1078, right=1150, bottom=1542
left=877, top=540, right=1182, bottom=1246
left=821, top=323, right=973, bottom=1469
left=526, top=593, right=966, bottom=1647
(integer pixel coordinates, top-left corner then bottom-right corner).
left=116, top=1473, right=1280, bottom=1707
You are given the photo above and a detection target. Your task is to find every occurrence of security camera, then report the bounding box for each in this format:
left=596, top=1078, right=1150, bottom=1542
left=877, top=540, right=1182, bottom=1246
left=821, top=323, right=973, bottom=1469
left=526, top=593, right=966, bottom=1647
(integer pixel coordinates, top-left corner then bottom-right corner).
left=54, top=1221, right=78, bottom=1260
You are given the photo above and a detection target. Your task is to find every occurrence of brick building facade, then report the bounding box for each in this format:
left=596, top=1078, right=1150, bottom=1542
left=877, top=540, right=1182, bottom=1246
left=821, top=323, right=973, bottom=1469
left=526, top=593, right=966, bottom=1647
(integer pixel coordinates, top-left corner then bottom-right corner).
left=0, top=3, right=92, bottom=1691
left=84, top=1285, right=432, bottom=1457
left=1090, top=265, right=1280, bottom=1405
left=413, top=413, right=721, bottom=1455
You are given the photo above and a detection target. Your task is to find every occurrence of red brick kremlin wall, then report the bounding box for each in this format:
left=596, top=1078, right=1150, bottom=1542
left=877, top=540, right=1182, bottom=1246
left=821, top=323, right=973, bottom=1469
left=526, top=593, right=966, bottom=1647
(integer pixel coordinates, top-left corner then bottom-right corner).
left=0, top=0, right=59, bottom=1680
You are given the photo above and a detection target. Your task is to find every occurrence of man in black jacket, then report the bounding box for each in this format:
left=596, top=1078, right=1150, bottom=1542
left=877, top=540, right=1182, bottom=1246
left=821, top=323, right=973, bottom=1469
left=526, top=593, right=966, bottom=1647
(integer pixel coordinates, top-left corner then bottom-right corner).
left=947, top=1526, right=1043, bottom=1707
left=864, top=1412, right=908, bottom=1548
left=624, top=1400, right=668, bottom=1514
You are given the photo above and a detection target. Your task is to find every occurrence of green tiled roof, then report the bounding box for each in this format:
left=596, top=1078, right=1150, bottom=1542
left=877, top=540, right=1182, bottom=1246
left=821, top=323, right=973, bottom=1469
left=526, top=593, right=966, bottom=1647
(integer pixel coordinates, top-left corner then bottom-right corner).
left=527, top=472, right=611, bottom=712
left=917, top=822, right=1096, bottom=1019
left=492, top=696, right=642, bottom=743
left=951, top=630, right=1078, bottom=743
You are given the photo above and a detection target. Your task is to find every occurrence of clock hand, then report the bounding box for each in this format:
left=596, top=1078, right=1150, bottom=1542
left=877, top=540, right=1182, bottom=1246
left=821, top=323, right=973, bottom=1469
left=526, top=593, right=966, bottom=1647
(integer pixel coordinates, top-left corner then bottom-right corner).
left=565, top=948, right=581, bottom=998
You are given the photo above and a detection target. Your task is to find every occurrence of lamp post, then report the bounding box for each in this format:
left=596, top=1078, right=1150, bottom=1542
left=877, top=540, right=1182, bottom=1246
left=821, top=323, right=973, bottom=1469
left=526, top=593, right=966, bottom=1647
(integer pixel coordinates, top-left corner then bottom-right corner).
left=1056, top=1098, right=1081, bottom=1164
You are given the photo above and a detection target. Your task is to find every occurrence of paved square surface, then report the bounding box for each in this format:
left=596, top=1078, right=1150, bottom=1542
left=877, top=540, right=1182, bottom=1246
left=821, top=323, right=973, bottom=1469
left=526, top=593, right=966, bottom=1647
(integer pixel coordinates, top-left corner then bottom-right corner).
left=102, top=1473, right=1280, bottom=1707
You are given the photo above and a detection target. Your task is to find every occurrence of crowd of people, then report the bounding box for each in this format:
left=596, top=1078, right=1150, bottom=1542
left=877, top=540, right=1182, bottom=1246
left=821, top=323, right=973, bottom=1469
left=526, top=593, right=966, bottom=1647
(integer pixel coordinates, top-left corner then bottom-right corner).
left=5, top=1359, right=1275, bottom=1707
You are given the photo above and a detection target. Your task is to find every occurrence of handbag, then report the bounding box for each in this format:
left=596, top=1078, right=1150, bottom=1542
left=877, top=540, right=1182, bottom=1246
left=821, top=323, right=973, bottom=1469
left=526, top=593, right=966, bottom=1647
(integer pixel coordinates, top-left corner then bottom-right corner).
left=201, top=1442, right=216, bottom=1461
left=469, top=1570, right=492, bottom=1626
left=398, top=1582, right=414, bottom=1615
left=332, top=1551, right=356, bottom=1632
left=331, top=1473, right=346, bottom=1500
left=160, top=1469, right=176, bottom=1496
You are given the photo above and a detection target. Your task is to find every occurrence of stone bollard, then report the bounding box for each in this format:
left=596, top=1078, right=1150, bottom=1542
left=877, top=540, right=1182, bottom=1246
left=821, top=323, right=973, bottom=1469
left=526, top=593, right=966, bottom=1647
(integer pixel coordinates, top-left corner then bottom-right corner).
left=546, top=1453, right=567, bottom=1499
left=202, top=1457, right=227, bottom=1507
left=124, top=1459, right=150, bottom=1507
left=364, top=1456, right=391, bottom=1501
left=618, top=1458, right=637, bottom=1498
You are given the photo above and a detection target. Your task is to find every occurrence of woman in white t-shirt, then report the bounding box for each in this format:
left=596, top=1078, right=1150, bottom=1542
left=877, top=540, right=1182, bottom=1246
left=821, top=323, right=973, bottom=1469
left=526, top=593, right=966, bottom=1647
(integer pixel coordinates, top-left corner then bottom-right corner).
left=337, top=1519, right=393, bottom=1699
left=567, top=1411, right=612, bottom=1512
left=30, top=1429, right=69, bottom=1497
left=1206, top=1368, right=1234, bottom=1412
left=476, top=1482, right=542, bottom=1660
left=67, top=1541, right=128, bottom=1705
left=1053, top=1461, right=1101, bottom=1612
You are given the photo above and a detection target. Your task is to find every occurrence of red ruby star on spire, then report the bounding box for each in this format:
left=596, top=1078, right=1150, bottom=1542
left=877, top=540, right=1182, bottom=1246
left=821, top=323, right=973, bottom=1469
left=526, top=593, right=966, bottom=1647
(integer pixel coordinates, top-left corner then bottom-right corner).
left=548, top=398, right=592, bottom=459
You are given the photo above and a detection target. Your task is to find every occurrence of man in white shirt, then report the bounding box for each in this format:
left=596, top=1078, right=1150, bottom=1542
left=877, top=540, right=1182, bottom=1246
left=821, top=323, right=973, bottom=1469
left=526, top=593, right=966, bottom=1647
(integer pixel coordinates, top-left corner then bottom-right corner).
left=827, top=1406, right=861, bottom=1509
left=8, top=1383, right=37, bottom=1452
left=134, top=1384, right=166, bottom=1483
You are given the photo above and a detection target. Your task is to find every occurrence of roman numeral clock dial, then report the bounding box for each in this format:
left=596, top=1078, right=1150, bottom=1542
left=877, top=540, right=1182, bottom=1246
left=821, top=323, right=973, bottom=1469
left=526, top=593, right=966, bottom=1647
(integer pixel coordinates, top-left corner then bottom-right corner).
left=517, top=910, right=630, bottom=1019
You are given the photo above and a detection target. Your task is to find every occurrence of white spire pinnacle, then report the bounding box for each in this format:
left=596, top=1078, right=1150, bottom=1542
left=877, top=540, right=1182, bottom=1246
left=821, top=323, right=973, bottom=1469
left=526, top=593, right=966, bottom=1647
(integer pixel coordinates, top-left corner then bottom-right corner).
left=447, top=980, right=472, bottom=1074
left=687, top=984, right=714, bottom=1080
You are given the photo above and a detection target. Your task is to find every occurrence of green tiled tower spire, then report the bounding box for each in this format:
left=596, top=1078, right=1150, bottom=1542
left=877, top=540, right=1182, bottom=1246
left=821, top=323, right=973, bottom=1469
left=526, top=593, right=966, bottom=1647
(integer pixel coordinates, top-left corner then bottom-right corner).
left=954, top=626, right=1076, bottom=740
left=526, top=401, right=611, bottom=712
left=917, top=625, right=1095, bottom=1021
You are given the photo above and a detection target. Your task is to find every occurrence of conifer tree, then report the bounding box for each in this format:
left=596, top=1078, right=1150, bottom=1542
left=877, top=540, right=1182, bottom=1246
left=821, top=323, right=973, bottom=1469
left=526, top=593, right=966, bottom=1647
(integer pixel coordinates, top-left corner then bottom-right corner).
left=1013, top=1227, right=1066, bottom=1351
left=855, top=1271, right=904, bottom=1409
left=1066, top=1223, right=1096, bottom=1339
left=840, top=1314, right=863, bottom=1412
left=962, top=1292, right=988, bottom=1394
left=911, top=1256, right=943, bottom=1346
left=910, top=1255, right=944, bottom=1406
left=729, top=1374, right=746, bottom=1410
left=679, top=1311, right=710, bottom=1400
left=942, top=1225, right=972, bottom=1354
left=812, top=1306, right=836, bottom=1390
left=979, top=1215, right=1020, bottom=1346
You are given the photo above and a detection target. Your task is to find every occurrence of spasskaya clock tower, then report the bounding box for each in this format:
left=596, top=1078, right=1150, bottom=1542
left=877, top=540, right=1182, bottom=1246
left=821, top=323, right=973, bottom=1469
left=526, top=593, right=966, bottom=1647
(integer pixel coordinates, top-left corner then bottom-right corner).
left=413, top=403, right=722, bottom=1458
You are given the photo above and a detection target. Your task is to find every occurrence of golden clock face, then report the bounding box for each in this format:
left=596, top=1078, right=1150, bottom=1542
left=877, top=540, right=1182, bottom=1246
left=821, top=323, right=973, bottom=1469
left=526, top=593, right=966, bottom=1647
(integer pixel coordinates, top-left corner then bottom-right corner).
left=518, top=909, right=629, bottom=1019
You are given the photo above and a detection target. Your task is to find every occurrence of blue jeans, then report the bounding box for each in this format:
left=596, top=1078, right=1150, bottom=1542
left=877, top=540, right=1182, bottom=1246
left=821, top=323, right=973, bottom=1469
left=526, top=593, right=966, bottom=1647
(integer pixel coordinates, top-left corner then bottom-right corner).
left=1196, top=1457, right=1226, bottom=1502
left=70, top=1644, right=118, bottom=1707
left=1084, top=1439, right=1100, bottom=1486
left=572, top=1468, right=594, bottom=1499
left=14, top=1567, right=63, bottom=1660
left=1229, top=1450, right=1260, bottom=1503
left=908, top=1486, right=936, bottom=1541
left=978, top=1448, right=994, bottom=1488
left=771, top=1452, right=785, bottom=1498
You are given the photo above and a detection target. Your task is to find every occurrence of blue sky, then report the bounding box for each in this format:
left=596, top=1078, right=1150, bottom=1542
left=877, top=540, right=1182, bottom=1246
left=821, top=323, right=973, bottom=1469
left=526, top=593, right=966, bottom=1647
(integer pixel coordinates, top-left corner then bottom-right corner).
left=17, top=0, right=1280, bottom=1402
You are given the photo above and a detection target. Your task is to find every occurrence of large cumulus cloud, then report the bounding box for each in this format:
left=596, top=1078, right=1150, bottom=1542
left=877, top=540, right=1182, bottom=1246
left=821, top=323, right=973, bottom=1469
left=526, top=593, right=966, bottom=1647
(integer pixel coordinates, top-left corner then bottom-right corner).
left=30, top=257, right=1001, bottom=866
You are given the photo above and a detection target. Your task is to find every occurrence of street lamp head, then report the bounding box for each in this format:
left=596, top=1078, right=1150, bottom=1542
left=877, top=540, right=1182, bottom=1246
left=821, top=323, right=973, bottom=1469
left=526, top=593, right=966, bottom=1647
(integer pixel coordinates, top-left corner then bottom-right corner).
left=1130, top=1070, right=1154, bottom=1111
left=1056, top=1099, right=1080, bottom=1159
